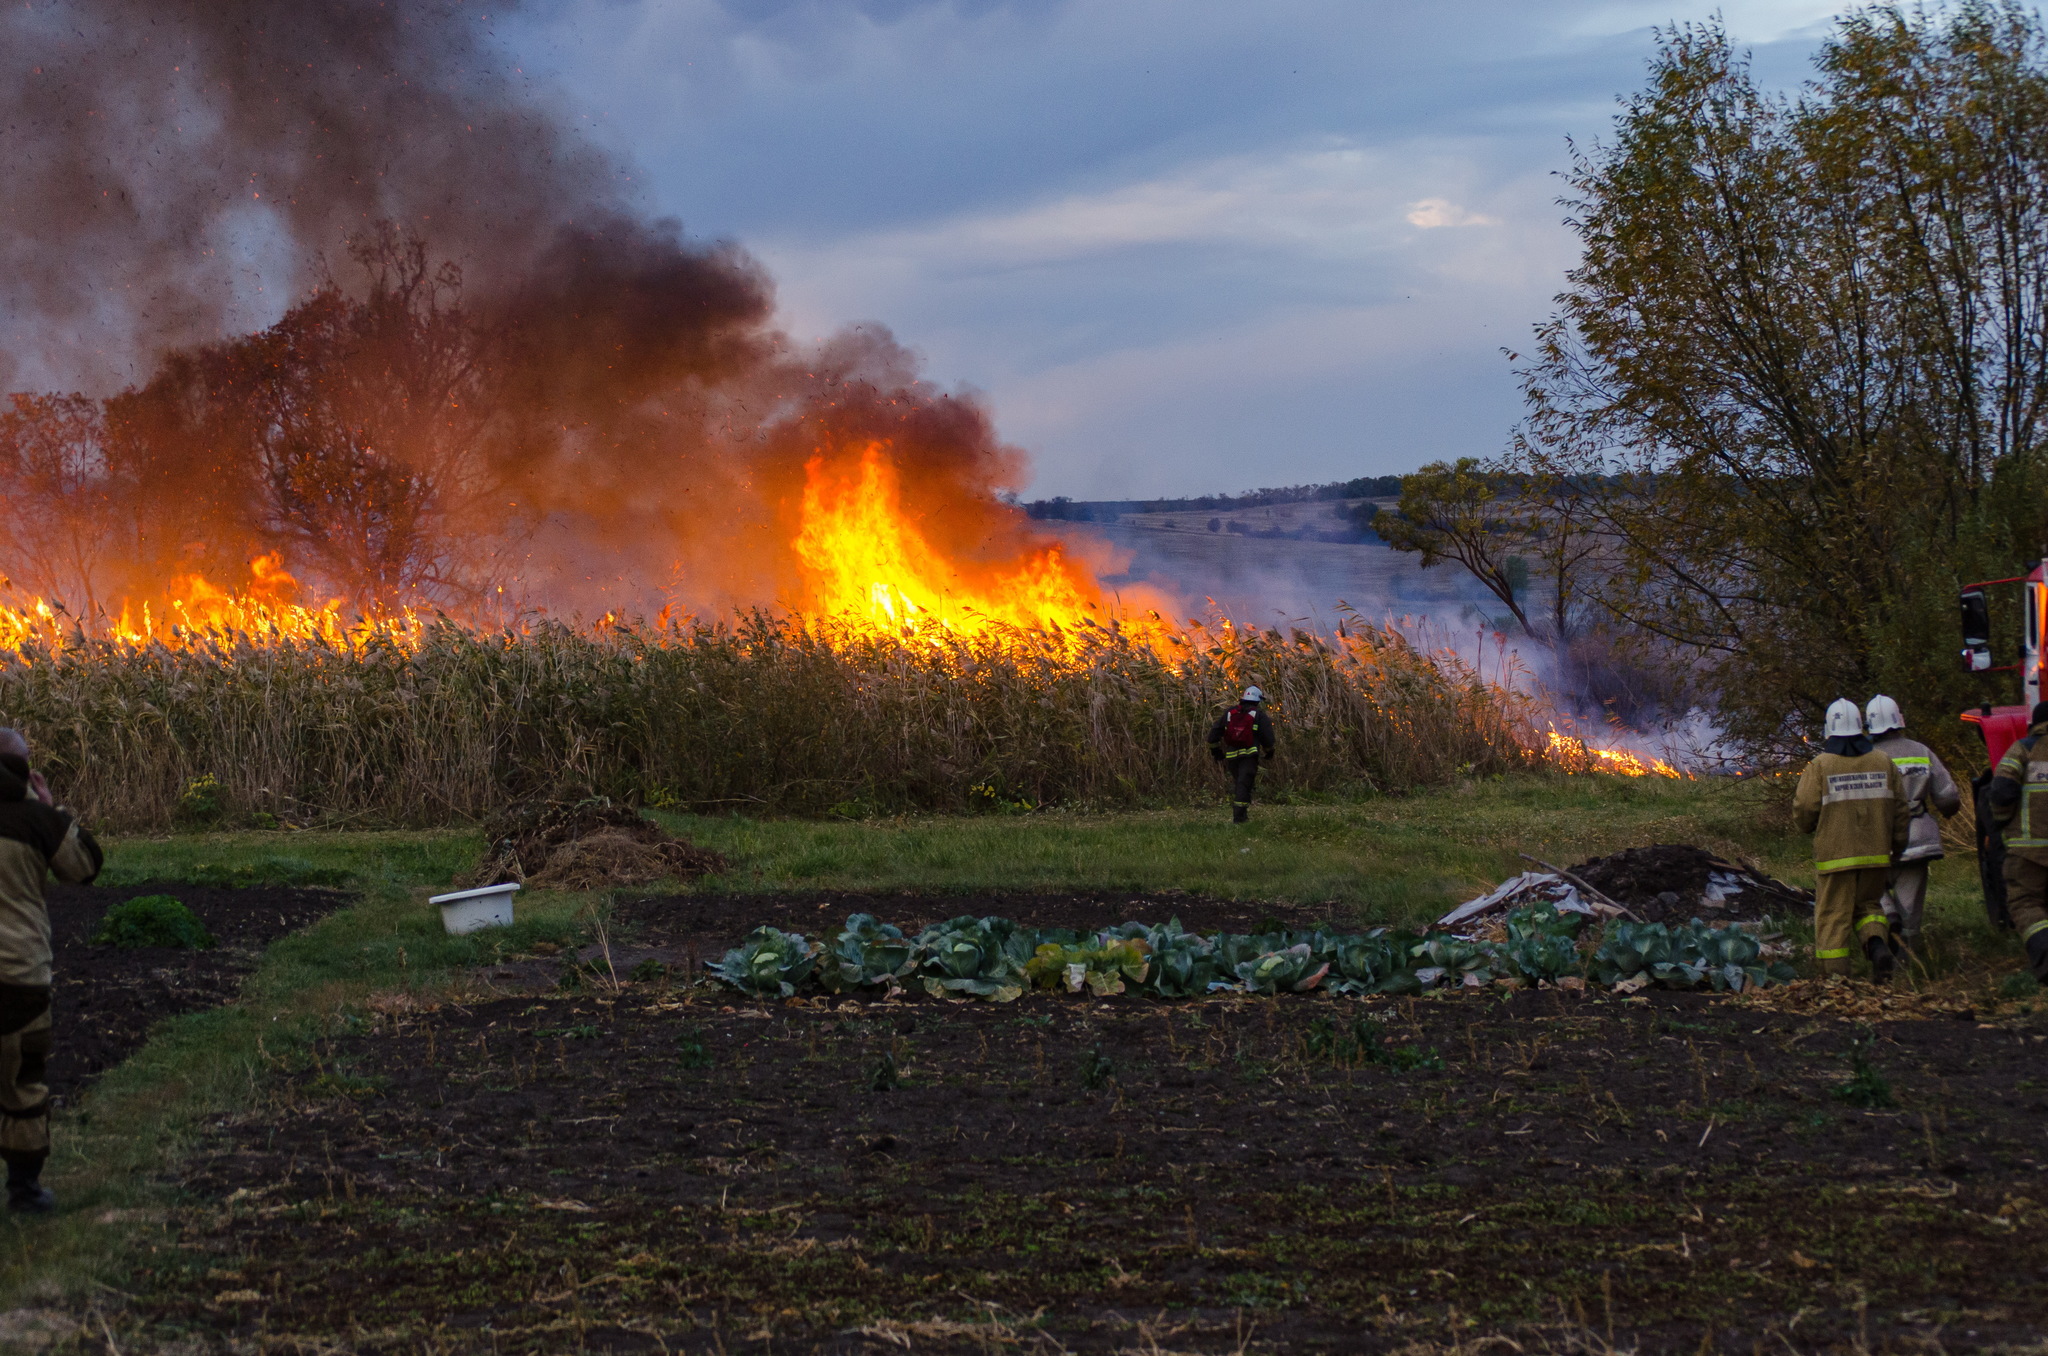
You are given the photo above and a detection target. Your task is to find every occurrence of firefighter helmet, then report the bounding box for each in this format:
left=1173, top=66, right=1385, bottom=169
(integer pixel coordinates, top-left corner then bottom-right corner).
left=1865, top=694, right=1904, bottom=734
left=1241, top=686, right=1264, bottom=703
left=1824, top=698, right=1864, bottom=738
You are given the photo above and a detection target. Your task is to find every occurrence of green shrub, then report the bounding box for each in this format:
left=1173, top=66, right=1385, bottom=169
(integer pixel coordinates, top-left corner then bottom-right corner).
left=90, top=895, right=215, bottom=950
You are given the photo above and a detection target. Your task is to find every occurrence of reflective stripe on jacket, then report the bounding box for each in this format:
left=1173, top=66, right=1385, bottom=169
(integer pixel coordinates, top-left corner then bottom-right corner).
left=1792, top=748, right=1910, bottom=874
left=1993, top=729, right=2048, bottom=850
left=1870, top=732, right=1962, bottom=862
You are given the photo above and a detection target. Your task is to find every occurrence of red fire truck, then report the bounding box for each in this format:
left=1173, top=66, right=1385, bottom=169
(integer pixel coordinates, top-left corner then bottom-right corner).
left=1959, top=567, right=2046, bottom=764
left=1958, top=570, right=2043, bottom=929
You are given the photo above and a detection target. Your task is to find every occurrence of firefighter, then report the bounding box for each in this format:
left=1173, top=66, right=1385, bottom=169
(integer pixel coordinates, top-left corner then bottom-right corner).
left=1986, top=700, right=2048, bottom=981
left=1865, top=695, right=1962, bottom=957
left=1206, top=686, right=1275, bottom=824
left=1793, top=699, right=1910, bottom=980
left=0, top=729, right=103, bottom=1213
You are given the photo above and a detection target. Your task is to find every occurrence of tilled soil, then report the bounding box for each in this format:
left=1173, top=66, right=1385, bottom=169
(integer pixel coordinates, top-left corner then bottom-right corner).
left=141, top=966, right=2048, bottom=1354
left=47, top=881, right=352, bottom=1099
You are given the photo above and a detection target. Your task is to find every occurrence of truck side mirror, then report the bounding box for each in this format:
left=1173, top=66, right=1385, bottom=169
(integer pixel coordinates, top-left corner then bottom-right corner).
left=1962, top=589, right=1994, bottom=672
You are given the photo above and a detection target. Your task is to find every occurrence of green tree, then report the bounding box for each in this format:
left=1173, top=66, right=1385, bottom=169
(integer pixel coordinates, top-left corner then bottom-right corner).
left=1517, top=3, right=2048, bottom=760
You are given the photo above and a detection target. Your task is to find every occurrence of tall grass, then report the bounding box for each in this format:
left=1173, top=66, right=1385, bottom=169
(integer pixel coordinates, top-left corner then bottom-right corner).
left=0, top=613, right=1545, bottom=830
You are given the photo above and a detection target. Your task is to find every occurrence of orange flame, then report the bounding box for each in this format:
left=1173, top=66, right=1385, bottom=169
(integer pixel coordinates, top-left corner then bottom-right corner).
left=792, top=441, right=1105, bottom=637
left=1545, top=729, right=1684, bottom=778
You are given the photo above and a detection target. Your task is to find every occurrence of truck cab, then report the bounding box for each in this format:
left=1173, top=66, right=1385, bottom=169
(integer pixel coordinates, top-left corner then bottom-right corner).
left=1961, top=560, right=2047, bottom=765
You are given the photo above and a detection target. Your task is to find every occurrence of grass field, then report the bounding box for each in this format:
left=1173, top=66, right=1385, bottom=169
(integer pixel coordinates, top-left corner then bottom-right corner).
left=1, top=774, right=2039, bottom=1353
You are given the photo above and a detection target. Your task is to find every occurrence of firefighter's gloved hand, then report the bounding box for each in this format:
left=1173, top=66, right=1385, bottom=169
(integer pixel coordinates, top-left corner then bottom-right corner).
left=2028, top=929, right=2048, bottom=982
left=1210, top=749, right=1224, bottom=762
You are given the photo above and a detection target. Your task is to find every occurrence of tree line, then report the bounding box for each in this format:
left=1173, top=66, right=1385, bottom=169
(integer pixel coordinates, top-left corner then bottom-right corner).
left=1387, top=2, right=2048, bottom=763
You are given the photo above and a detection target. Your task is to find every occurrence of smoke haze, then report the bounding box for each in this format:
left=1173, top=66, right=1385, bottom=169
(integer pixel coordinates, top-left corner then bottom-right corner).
left=0, top=0, right=1089, bottom=624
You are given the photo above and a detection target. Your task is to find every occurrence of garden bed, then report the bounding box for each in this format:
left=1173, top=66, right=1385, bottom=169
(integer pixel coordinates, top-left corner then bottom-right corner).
left=47, top=881, right=352, bottom=1098
left=138, top=972, right=2048, bottom=1354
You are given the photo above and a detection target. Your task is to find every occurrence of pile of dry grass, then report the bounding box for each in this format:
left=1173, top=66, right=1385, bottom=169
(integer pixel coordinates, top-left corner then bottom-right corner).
left=466, top=799, right=729, bottom=890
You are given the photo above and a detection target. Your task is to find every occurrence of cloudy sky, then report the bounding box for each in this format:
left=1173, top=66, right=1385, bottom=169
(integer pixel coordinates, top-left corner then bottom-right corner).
left=512, top=0, right=1851, bottom=499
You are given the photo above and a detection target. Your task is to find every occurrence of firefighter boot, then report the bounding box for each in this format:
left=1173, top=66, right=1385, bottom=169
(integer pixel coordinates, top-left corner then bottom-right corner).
left=2027, top=928, right=2048, bottom=982
left=1231, top=804, right=1248, bottom=825
left=1864, top=935, right=1896, bottom=984
left=4, top=1153, right=51, bottom=1215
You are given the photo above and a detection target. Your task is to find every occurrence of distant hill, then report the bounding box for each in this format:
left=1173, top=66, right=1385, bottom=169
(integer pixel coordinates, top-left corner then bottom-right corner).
left=1022, top=476, right=1405, bottom=527
left=1023, top=477, right=1403, bottom=545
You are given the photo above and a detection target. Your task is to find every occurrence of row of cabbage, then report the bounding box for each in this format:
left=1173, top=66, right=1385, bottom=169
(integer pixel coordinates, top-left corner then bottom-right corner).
left=707, top=902, right=1796, bottom=1001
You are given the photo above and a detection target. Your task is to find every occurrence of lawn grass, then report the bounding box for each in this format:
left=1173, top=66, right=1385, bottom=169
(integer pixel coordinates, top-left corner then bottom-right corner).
left=0, top=772, right=2024, bottom=1317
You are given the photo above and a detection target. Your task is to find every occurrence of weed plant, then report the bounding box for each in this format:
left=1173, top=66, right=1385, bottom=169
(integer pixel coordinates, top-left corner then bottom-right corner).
left=89, top=895, right=213, bottom=950
left=1835, top=1036, right=1896, bottom=1109
left=0, top=611, right=1542, bottom=831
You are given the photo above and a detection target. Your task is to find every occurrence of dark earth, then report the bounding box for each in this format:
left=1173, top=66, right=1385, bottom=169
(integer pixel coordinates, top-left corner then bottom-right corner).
left=1569, top=844, right=1813, bottom=927
left=47, top=881, right=352, bottom=1100
left=130, top=893, right=2048, bottom=1355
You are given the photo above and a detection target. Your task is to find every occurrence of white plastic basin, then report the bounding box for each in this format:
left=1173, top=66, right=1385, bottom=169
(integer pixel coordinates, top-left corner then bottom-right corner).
left=430, top=882, right=520, bottom=935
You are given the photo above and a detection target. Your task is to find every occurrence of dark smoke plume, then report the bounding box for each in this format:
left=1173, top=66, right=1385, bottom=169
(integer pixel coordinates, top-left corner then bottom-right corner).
left=0, top=0, right=671, bottom=391
left=0, top=0, right=1077, bottom=622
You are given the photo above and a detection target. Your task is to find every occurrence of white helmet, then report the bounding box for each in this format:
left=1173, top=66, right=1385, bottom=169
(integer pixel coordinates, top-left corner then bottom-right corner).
left=1865, top=694, right=1904, bottom=734
left=1241, top=686, right=1265, bottom=703
left=1824, top=698, right=1864, bottom=738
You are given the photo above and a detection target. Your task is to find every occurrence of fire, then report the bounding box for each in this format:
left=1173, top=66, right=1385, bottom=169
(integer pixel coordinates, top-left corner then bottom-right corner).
left=0, top=553, right=403, bottom=652
left=0, top=440, right=1119, bottom=653
left=1545, top=729, right=1684, bottom=778
left=792, top=441, right=1107, bottom=638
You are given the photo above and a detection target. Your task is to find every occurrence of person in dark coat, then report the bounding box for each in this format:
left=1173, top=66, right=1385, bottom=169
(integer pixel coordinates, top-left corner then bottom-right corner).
left=1206, top=686, right=1275, bottom=824
left=0, top=729, right=103, bottom=1213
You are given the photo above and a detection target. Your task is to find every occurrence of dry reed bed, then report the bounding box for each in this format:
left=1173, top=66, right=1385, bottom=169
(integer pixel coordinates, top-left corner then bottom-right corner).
left=0, top=613, right=1545, bottom=831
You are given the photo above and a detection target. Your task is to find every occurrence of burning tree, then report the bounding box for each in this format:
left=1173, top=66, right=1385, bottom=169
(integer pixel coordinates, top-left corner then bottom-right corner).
left=201, top=231, right=504, bottom=613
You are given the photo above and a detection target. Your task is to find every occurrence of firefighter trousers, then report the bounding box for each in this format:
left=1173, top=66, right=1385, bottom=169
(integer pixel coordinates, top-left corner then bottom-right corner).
left=1814, top=867, right=1890, bottom=977
left=1882, top=860, right=1931, bottom=947
left=0, top=985, right=52, bottom=1169
left=2001, top=852, right=2048, bottom=950
left=1224, top=753, right=1259, bottom=822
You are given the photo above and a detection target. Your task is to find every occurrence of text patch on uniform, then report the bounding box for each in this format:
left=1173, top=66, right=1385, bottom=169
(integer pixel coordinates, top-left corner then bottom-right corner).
left=1823, top=771, right=1891, bottom=803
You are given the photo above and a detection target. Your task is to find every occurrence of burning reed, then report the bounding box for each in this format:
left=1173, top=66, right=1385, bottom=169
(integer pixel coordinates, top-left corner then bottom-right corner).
left=0, top=615, right=1540, bottom=832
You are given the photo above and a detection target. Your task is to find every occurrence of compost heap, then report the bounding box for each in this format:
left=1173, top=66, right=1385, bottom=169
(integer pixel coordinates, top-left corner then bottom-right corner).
left=467, top=800, right=728, bottom=890
left=1567, top=844, right=1810, bottom=925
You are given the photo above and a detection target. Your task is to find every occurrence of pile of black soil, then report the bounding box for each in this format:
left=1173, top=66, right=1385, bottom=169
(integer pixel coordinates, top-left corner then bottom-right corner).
left=47, top=881, right=351, bottom=1100
left=466, top=799, right=728, bottom=890
left=1568, top=844, right=1811, bottom=926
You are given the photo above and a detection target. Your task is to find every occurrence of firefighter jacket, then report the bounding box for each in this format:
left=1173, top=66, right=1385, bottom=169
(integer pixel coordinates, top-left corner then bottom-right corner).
left=1870, top=732, right=1963, bottom=862
left=1990, top=722, right=2048, bottom=860
left=1792, top=747, right=1910, bottom=875
left=1206, top=705, right=1275, bottom=761
left=0, top=761, right=103, bottom=987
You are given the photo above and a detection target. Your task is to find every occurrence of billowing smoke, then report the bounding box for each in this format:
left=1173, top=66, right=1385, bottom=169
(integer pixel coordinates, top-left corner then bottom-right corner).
left=0, top=0, right=1082, bottom=624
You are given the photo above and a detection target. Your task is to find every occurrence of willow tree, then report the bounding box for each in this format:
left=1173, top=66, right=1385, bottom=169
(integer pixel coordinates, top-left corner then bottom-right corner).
left=1518, top=2, right=2048, bottom=760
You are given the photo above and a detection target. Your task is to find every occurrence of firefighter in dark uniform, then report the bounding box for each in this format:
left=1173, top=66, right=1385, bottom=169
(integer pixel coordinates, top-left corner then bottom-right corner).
left=1987, top=700, right=2048, bottom=981
left=0, top=729, right=103, bottom=1213
left=1207, top=686, right=1275, bottom=824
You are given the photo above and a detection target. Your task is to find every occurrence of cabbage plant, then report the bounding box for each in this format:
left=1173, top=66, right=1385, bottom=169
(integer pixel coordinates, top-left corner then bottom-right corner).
left=1409, top=935, right=1498, bottom=987
left=1135, top=922, right=1221, bottom=997
left=707, top=926, right=817, bottom=997
left=819, top=913, right=918, bottom=993
left=913, top=915, right=1032, bottom=1000
left=1232, top=942, right=1331, bottom=994
left=1024, top=937, right=1150, bottom=995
